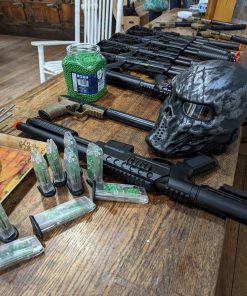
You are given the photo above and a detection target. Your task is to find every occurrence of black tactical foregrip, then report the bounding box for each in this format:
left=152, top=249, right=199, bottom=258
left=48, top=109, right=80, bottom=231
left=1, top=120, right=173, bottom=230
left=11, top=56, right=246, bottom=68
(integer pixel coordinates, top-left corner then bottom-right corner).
left=127, top=25, right=241, bottom=52
left=106, top=70, right=166, bottom=99
left=199, top=44, right=229, bottom=55
left=210, top=24, right=247, bottom=31
left=211, top=20, right=235, bottom=26
left=26, top=117, right=79, bottom=137
left=168, top=66, right=184, bottom=76
left=208, top=40, right=240, bottom=50
left=105, top=109, right=154, bottom=131
left=195, top=50, right=232, bottom=61
left=174, top=21, right=191, bottom=27
left=175, top=58, right=192, bottom=66
left=232, top=35, right=247, bottom=45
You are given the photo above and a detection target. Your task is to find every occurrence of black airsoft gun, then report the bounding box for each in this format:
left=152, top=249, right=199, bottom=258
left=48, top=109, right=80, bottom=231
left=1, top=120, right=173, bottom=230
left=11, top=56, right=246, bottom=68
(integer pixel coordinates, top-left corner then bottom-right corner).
left=16, top=118, right=247, bottom=225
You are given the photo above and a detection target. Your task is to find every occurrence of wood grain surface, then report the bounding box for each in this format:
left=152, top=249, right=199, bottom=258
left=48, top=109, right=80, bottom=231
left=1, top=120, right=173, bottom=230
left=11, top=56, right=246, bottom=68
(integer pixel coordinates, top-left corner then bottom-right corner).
left=0, top=35, right=65, bottom=106
left=0, top=9, right=244, bottom=296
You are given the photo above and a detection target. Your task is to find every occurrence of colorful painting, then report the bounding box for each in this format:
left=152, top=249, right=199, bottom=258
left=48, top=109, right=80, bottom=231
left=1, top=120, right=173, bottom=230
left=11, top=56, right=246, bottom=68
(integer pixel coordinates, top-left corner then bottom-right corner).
left=0, top=134, right=46, bottom=202
left=0, top=146, right=31, bottom=199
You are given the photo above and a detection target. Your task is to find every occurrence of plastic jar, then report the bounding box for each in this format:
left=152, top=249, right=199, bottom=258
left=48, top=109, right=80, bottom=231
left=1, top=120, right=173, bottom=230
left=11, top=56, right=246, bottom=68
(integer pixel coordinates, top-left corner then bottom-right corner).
left=62, top=43, right=107, bottom=102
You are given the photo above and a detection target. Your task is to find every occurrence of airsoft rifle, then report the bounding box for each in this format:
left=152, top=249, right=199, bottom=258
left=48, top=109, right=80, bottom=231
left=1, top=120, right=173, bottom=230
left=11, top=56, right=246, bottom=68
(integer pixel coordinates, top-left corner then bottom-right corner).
left=102, top=52, right=185, bottom=76
left=176, top=17, right=247, bottom=32
left=198, top=30, right=247, bottom=46
left=110, top=33, right=235, bottom=60
left=106, top=33, right=236, bottom=62
left=152, top=21, right=247, bottom=46
left=154, top=21, right=247, bottom=32
left=15, top=118, right=247, bottom=225
left=39, top=95, right=155, bottom=131
left=183, top=16, right=247, bottom=27
left=98, top=28, right=242, bottom=94
left=126, top=25, right=241, bottom=51
left=99, top=39, right=195, bottom=67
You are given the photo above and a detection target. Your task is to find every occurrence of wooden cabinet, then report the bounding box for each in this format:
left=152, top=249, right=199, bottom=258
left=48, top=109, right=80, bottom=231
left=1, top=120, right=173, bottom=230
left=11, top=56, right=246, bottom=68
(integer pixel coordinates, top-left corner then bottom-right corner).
left=24, top=1, right=61, bottom=25
left=0, top=0, right=83, bottom=39
left=0, top=0, right=27, bottom=24
left=206, top=0, right=237, bottom=22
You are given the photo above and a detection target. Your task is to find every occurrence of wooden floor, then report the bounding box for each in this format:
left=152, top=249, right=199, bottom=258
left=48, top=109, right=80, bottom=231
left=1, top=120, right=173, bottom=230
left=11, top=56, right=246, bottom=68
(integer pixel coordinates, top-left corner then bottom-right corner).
left=0, top=34, right=247, bottom=295
left=0, top=34, right=65, bottom=107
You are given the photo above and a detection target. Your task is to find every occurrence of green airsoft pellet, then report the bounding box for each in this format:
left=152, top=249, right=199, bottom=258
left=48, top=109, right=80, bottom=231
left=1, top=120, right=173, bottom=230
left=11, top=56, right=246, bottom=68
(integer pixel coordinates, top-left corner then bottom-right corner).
left=46, top=139, right=66, bottom=186
left=95, top=182, right=149, bottom=204
left=64, top=131, right=79, bottom=160
left=103, top=183, right=142, bottom=195
left=29, top=197, right=96, bottom=238
left=64, top=147, right=84, bottom=195
left=0, top=203, right=18, bottom=243
left=0, top=236, right=44, bottom=271
left=31, top=148, right=56, bottom=197
left=86, top=143, right=103, bottom=183
left=62, top=43, right=107, bottom=102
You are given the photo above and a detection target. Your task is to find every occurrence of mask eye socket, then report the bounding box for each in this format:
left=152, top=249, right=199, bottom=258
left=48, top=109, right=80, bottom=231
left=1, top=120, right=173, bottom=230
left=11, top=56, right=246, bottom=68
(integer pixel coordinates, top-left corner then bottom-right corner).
left=164, top=106, right=173, bottom=119
left=183, top=102, right=214, bottom=121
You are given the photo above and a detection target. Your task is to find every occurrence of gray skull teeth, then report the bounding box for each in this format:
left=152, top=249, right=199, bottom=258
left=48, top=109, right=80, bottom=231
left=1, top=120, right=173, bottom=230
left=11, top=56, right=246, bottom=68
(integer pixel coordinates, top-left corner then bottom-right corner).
left=146, top=60, right=247, bottom=157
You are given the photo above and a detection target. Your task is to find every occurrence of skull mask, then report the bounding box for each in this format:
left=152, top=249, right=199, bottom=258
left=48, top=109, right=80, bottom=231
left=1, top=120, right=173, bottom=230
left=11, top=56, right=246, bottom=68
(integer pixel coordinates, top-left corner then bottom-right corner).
left=146, top=60, right=247, bottom=157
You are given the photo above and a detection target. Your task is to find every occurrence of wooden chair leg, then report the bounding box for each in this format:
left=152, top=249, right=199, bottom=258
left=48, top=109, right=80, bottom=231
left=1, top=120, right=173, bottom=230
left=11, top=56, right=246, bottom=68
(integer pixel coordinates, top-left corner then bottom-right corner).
left=37, top=45, right=45, bottom=83
left=116, top=0, right=123, bottom=33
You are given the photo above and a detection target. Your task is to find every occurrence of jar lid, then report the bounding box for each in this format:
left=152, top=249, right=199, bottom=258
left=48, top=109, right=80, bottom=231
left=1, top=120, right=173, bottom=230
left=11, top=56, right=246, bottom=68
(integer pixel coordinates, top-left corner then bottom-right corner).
left=177, top=11, right=193, bottom=19
left=66, top=43, right=100, bottom=56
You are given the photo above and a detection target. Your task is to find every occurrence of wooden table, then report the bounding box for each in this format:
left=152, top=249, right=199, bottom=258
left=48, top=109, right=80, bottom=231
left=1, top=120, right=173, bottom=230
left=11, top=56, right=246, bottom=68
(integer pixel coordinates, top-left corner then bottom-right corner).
left=0, top=12, right=243, bottom=296
left=0, top=77, right=240, bottom=296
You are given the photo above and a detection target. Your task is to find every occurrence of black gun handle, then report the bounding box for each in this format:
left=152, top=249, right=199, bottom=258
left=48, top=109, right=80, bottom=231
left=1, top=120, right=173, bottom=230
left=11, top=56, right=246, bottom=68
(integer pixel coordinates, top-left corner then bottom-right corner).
left=156, top=179, right=247, bottom=224
left=232, top=35, right=247, bottom=45
left=106, top=109, right=154, bottom=131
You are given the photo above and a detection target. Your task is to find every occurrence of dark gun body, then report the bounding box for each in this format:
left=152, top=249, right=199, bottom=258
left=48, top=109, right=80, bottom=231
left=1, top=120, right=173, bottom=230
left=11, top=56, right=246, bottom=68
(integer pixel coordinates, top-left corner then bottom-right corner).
left=103, top=52, right=185, bottom=77
left=109, top=32, right=234, bottom=60
left=198, top=30, right=247, bottom=46
left=164, top=21, right=247, bottom=32
left=39, top=95, right=155, bottom=131
left=16, top=118, right=247, bottom=225
left=99, top=39, right=195, bottom=67
left=103, top=47, right=177, bottom=100
left=186, top=16, right=247, bottom=27
left=126, top=25, right=241, bottom=52
left=106, top=70, right=171, bottom=101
